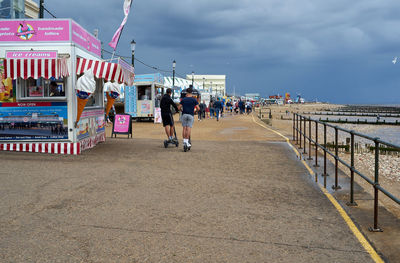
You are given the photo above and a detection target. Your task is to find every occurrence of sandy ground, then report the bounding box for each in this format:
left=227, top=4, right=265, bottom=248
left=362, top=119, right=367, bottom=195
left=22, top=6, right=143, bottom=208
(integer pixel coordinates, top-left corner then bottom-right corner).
left=0, top=111, right=379, bottom=262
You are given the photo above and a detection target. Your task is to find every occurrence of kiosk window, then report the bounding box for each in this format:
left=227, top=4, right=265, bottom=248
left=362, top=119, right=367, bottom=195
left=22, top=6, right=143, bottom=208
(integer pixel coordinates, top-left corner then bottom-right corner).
left=86, top=79, right=103, bottom=107
left=137, top=85, right=152, bottom=100
left=20, top=77, right=66, bottom=99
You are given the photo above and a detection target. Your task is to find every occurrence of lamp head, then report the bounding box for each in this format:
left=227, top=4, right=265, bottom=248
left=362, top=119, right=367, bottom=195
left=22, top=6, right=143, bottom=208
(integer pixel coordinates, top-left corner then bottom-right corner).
left=173, top=60, right=176, bottom=69
left=130, top=40, right=136, bottom=52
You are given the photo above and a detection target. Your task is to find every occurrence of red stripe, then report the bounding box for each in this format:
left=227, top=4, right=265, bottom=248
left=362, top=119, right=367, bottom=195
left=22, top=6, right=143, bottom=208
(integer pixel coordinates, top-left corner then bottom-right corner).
left=16, top=59, right=21, bottom=79
left=30, top=59, right=35, bottom=78
left=37, top=59, right=42, bottom=78
left=105, top=63, right=112, bottom=81
left=87, top=59, right=93, bottom=71
left=23, top=59, right=28, bottom=79
left=99, top=61, right=105, bottom=79
left=93, top=61, right=99, bottom=77
left=110, top=64, right=118, bottom=82
left=51, top=59, right=56, bottom=78
left=44, top=59, right=48, bottom=79
left=4, top=59, right=7, bottom=78
left=58, top=143, right=62, bottom=154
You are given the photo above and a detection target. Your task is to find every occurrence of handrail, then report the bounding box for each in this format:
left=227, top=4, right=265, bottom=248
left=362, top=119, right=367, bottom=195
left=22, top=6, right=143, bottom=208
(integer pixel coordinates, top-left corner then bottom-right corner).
left=293, top=113, right=400, bottom=232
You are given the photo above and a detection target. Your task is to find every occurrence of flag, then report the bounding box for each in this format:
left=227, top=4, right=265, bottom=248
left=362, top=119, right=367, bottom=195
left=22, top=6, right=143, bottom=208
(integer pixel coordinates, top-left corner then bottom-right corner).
left=108, top=0, right=133, bottom=50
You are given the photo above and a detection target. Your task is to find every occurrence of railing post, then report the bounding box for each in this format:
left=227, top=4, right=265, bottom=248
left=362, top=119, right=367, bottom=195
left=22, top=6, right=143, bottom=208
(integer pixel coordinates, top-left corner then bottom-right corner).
left=296, top=114, right=299, bottom=144
left=299, top=115, right=303, bottom=149
left=323, top=123, right=328, bottom=188
left=293, top=113, right=295, bottom=141
left=303, top=116, right=307, bottom=154
left=347, top=131, right=357, bottom=206
left=332, top=127, right=341, bottom=190
left=308, top=117, right=313, bottom=160
left=369, top=139, right=383, bottom=232
left=314, top=121, right=319, bottom=167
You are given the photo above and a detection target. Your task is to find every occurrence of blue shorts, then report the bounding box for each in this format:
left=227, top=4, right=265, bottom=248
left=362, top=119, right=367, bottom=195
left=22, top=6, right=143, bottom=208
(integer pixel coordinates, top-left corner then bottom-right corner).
left=181, top=114, right=194, bottom=127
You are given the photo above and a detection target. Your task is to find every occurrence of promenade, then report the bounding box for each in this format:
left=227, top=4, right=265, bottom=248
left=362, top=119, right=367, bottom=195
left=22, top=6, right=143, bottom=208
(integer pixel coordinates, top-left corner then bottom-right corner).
left=0, top=113, right=379, bottom=262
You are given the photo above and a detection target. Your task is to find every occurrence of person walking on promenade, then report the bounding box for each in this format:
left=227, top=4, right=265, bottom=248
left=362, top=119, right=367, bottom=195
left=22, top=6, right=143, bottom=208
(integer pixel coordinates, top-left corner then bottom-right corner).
left=198, top=100, right=206, bottom=121
left=209, top=100, right=215, bottom=119
left=214, top=98, right=223, bottom=121
left=238, top=99, right=244, bottom=114
left=178, top=87, right=199, bottom=148
left=160, top=88, right=179, bottom=143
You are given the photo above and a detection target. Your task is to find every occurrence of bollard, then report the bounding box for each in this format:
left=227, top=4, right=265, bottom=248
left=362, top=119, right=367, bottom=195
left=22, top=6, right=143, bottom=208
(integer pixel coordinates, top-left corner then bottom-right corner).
left=347, top=131, right=357, bottom=206
left=369, top=139, right=383, bottom=232
left=332, top=127, right=341, bottom=190
left=308, top=118, right=313, bottom=160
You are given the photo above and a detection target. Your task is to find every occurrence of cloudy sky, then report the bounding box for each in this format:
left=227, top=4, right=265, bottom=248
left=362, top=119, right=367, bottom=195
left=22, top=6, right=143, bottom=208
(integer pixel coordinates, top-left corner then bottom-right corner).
left=36, top=0, right=400, bottom=104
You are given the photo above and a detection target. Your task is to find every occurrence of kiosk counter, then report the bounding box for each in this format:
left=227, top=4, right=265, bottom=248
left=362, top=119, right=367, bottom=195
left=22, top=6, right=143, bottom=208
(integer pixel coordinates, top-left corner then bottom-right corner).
left=0, top=19, right=134, bottom=154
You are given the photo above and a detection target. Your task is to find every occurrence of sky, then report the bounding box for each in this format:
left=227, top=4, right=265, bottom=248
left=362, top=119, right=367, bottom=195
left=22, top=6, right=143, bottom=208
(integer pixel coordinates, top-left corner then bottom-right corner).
left=34, top=0, right=400, bottom=104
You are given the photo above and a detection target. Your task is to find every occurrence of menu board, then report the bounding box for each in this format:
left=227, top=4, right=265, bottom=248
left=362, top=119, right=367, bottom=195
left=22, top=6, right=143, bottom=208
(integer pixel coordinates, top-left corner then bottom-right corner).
left=124, top=86, right=137, bottom=117
left=112, top=114, right=132, bottom=138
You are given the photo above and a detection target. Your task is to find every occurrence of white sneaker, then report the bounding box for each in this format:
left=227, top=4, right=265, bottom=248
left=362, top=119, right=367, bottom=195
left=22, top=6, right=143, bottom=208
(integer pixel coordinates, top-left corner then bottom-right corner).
left=186, top=142, right=191, bottom=147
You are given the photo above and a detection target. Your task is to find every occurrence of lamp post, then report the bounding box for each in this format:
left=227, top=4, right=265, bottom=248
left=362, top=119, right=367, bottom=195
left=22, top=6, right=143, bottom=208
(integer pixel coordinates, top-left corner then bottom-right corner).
left=172, top=60, right=176, bottom=99
left=203, top=77, right=205, bottom=91
left=191, top=71, right=194, bottom=86
left=210, top=81, right=213, bottom=94
left=39, top=0, right=44, bottom=18
left=130, top=40, right=136, bottom=67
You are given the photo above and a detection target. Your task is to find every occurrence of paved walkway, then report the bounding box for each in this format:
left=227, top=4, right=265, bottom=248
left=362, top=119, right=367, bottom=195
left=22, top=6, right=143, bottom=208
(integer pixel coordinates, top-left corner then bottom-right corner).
left=0, top=114, right=377, bottom=262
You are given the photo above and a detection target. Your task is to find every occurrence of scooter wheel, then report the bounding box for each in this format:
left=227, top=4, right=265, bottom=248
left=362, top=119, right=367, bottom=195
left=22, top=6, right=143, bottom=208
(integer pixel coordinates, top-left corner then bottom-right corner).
left=164, top=140, right=168, bottom=148
left=175, top=142, right=179, bottom=147
left=183, top=145, right=187, bottom=152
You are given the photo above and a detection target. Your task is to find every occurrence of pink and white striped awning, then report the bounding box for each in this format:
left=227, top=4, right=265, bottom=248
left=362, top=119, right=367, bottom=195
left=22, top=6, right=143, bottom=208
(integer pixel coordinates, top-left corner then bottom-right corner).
left=4, top=58, right=70, bottom=80
left=76, top=57, right=125, bottom=84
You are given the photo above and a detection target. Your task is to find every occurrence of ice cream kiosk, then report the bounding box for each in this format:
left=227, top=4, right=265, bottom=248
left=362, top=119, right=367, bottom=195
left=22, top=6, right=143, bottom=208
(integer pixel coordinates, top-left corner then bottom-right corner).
left=0, top=19, right=134, bottom=154
left=125, top=73, right=165, bottom=121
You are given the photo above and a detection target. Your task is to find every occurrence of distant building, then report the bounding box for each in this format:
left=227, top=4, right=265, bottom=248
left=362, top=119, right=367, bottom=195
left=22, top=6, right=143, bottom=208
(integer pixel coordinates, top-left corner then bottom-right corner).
left=0, top=0, right=25, bottom=19
left=245, top=93, right=260, bottom=100
left=0, top=0, right=39, bottom=19
left=25, top=0, right=39, bottom=18
left=186, top=74, right=226, bottom=97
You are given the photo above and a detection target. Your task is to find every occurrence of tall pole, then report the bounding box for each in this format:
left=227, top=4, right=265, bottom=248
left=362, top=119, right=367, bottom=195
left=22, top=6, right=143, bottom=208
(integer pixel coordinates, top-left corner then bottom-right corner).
left=172, top=60, right=176, bottom=99
left=130, top=40, right=136, bottom=68
left=191, top=71, right=194, bottom=86
left=203, top=77, right=205, bottom=91
left=39, top=0, right=44, bottom=18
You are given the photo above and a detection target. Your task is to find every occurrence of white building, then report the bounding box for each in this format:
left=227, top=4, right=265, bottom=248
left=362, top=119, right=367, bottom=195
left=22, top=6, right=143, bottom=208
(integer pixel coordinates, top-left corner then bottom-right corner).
left=25, top=0, right=39, bottom=18
left=186, top=74, right=226, bottom=97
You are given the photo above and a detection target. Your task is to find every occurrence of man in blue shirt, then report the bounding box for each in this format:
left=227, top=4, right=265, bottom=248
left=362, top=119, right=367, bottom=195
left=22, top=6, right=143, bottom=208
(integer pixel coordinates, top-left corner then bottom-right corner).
left=178, top=87, right=200, bottom=148
left=213, top=98, right=223, bottom=121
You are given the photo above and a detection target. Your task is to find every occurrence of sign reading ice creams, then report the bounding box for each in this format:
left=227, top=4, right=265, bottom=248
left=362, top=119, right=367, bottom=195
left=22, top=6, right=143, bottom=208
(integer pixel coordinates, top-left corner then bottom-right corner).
left=6, top=51, right=58, bottom=59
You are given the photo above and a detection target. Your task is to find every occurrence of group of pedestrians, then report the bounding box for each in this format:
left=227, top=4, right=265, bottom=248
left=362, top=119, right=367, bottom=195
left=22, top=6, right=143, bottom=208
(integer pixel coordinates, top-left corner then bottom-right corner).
left=160, top=86, right=199, bottom=149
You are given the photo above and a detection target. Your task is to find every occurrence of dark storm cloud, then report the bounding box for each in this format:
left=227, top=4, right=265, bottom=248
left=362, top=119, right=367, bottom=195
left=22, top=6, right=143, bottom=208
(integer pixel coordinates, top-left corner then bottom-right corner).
left=36, top=0, right=400, bottom=103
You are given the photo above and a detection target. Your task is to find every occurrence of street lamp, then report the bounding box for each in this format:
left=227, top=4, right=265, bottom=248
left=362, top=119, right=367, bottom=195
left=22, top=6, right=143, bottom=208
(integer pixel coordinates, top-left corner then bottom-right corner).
left=210, top=81, right=213, bottom=94
left=172, top=60, right=176, bottom=99
left=130, top=39, right=136, bottom=67
left=203, top=77, right=205, bottom=91
left=191, top=71, right=194, bottom=86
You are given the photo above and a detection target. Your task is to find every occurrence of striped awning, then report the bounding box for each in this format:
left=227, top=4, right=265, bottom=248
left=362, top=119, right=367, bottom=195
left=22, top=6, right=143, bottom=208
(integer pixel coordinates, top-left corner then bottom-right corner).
left=76, top=57, right=125, bottom=84
left=4, top=58, right=70, bottom=80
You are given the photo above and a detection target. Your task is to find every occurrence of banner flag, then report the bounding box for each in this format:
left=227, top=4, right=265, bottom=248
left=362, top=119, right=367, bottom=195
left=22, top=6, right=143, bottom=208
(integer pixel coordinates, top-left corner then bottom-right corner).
left=108, top=0, right=133, bottom=50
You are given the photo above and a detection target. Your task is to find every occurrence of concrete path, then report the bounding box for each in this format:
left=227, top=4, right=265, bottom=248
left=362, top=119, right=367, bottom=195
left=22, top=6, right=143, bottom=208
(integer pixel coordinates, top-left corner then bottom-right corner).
left=0, top=114, right=377, bottom=262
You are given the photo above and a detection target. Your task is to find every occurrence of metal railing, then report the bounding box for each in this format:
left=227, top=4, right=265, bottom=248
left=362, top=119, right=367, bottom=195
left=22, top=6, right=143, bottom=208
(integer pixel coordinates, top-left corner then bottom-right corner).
left=292, top=113, right=400, bottom=232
